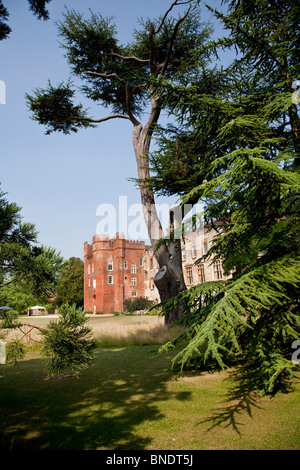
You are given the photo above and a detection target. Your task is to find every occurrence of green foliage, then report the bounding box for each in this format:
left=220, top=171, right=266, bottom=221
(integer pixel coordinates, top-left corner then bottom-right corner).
left=155, top=0, right=300, bottom=395
left=0, top=189, right=94, bottom=379
left=5, top=339, right=26, bottom=366
left=26, top=2, right=212, bottom=130
left=0, top=2, right=10, bottom=40
left=26, top=245, right=64, bottom=299
left=0, top=282, right=37, bottom=314
left=27, top=0, right=51, bottom=21
left=55, top=257, right=84, bottom=308
left=0, top=309, right=19, bottom=329
left=26, top=81, right=92, bottom=135
left=0, top=186, right=37, bottom=248
left=0, top=185, right=63, bottom=297
left=41, top=303, right=96, bottom=377
left=0, top=310, right=19, bottom=329
left=0, top=1, right=52, bottom=41
left=123, top=296, right=154, bottom=313
left=25, top=1, right=214, bottom=323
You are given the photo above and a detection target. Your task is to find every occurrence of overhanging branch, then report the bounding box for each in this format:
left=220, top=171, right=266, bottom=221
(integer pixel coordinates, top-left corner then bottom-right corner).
left=154, top=0, right=193, bottom=35
left=69, top=113, right=131, bottom=124
left=84, top=70, right=124, bottom=81
left=109, top=50, right=150, bottom=64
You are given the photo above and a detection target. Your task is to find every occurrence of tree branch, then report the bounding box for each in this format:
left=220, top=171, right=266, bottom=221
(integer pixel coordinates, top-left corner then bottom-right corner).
left=109, top=50, right=150, bottom=64
left=69, top=113, right=131, bottom=124
left=84, top=70, right=124, bottom=81
left=125, top=82, right=141, bottom=127
left=148, top=22, right=157, bottom=76
left=154, top=0, right=192, bottom=35
left=19, top=322, right=51, bottom=332
left=160, top=7, right=191, bottom=76
left=0, top=274, right=27, bottom=288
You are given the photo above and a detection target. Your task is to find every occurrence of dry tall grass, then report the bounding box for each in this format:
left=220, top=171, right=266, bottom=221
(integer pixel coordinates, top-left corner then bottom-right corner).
left=3, top=315, right=185, bottom=348
left=91, top=317, right=185, bottom=347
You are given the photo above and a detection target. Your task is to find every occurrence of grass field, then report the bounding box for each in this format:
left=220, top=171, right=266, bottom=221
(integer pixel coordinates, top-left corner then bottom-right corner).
left=1, top=315, right=299, bottom=450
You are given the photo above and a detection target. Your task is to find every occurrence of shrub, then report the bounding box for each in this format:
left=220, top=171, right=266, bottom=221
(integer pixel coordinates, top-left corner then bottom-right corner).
left=123, top=297, right=154, bottom=313
left=41, top=303, right=96, bottom=377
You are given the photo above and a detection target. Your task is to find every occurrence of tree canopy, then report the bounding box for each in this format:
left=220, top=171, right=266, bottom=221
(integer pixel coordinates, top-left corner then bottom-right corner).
left=55, top=257, right=84, bottom=308
left=0, top=185, right=63, bottom=297
left=26, top=0, right=214, bottom=324
left=0, top=187, right=95, bottom=377
left=155, top=0, right=300, bottom=396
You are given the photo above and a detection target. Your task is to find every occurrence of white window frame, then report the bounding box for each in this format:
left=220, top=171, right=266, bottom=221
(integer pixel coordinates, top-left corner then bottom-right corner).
left=198, top=264, right=205, bottom=283
left=131, top=277, right=137, bottom=286
left=131, top=264, right=136, bottom=274
left=108, top=275, right=114, bottom=285
left=186, top=266, right=193, bottom=285
left=192, top=245, right=197, bottom=258
left=214, top=260, right=223, bottom=280
left=108, top=259, right=113, bottom=271
left=132, top=290, right=137, bottom=297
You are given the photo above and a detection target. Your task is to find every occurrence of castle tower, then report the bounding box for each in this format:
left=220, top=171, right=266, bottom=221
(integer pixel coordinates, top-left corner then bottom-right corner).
left=84, top=233, right=146, bottom=314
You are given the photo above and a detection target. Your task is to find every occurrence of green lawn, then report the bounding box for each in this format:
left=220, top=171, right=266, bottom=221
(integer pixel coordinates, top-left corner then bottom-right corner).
left=1, top=316, right=299, bottom=450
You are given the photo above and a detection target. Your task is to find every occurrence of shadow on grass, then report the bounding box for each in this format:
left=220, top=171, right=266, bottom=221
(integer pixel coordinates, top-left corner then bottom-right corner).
left=199, top=388, right=262, bottom=436
left=0, top=346, right=191, bottom=450
left=198, top=364, right=300, bottom=436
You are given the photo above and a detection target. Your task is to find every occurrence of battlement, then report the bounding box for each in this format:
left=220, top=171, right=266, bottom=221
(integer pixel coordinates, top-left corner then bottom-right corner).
left=85, top=233, right=145, bottom=253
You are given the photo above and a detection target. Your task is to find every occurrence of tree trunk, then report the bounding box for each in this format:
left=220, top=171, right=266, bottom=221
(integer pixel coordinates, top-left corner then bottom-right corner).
left=132, top=105, right=187, bottom=326
left=154, top=239, right=186, bottom=326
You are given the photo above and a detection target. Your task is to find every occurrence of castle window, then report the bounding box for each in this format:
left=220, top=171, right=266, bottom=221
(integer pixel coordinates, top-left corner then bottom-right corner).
left=203, top=241, right=208, bottom=255
left=131, top=277, right=137, bottom=286
left=182, top=249, right=186, bottom=261
left=140, top=257, right=143, bottom=267
left=150, top=258, right=153, bottom=269
left=88, top=278, right=91, bottom=287
left=198, top=264, right=205, bottom=283
left=108, top=260, right=113, bottom=271
left=150, top=279, right=155, bottom=290
left=108, top=275, right=114, bottom=285
left=131, top=264, right=136, bottom=274
left=192, top=245, right=197, bottom=258
left=132, top=290, right=137, bottom=297
left=186, top=266, right=193, bottom=285
left=124, top=260, right=128, bottom=269
left=93, top=279, right=96, bottom=289
left=214, top=260, right=223, bottom=280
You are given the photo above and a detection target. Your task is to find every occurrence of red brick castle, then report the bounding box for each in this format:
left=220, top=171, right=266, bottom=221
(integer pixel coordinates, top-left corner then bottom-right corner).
left=84, top=228, right=232, bottom=314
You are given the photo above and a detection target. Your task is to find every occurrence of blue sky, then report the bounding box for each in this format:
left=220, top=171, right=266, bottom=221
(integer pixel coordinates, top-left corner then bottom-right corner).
left=1, top=0, right=226, bottom=260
